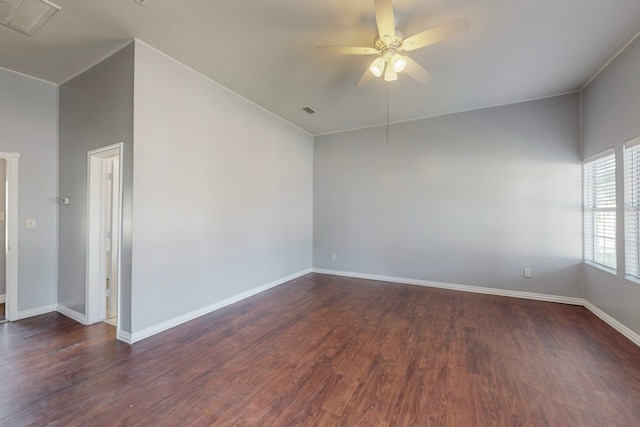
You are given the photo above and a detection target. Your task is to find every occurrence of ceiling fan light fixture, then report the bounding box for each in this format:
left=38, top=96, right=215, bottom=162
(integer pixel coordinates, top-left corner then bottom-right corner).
left=391, top=53, right=406, bottom=73
left=316, top=0, right=468, bottom=86
left=384, top=65, right=397, bottom=82
left=369, top=57, right=385, bottom=77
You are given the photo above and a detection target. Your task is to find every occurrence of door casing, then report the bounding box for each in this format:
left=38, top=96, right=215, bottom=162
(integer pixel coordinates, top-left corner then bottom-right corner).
left=86, top=143, right=123, bottom=335
left=1, top=152, right=19, bottom=321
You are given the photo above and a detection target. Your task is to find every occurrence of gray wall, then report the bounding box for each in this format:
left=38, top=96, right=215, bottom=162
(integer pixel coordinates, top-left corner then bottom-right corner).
left=58, top=43, right=134, bottom=332
left=582, top=35, right=640, bottom=336
left=314, top=94, right=582, bottom=297
left=0, top=68, right=58, bottom=311
left=131, top=42, right=313, bottom=333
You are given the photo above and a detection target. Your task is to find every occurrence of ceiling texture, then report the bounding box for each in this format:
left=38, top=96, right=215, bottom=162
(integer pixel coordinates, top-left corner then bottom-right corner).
left=1, top=0, right=640, bottom=135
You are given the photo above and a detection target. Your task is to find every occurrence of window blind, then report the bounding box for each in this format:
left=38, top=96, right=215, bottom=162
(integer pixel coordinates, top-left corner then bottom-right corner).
left=584, top=152, right=616, bottom=269
left=625, top=144, right=640, bottom=277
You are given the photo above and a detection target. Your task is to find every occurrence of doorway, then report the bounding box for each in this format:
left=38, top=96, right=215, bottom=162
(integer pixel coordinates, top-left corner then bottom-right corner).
left=86, top=144, right=122, bottom=331
left=0, top=152, right=19, bottom=322
left=0, top=159, right=6, bottom=322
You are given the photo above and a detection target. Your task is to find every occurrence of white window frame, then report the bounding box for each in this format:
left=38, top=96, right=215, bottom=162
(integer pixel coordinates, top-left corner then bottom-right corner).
left=624, top=137, right=640, bottom=279
left=583, top=149, right=617, bottom=270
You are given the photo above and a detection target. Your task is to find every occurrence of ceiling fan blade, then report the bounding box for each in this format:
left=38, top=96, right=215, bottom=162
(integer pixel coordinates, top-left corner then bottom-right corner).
left=374, top=0, right=395, bottom=45
left=403, top=56, right=432, bottom=83
left=356, top=69, right=374, bottom=87
left=317, top=46, right=380, bottom=55
left=401, top=18, right=469, bottom=51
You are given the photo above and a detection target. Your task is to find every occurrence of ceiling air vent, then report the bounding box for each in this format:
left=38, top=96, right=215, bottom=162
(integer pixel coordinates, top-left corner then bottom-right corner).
left=0, top=0, right=60, bottom=36
left=301, top=107, right=316, bottom=115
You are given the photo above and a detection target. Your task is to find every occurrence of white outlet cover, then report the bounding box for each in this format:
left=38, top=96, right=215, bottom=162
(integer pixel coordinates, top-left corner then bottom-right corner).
left=25, top=218, right=36, bottom=229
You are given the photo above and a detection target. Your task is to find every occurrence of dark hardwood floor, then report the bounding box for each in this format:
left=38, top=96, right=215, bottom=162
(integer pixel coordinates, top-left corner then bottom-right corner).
left=1, top=273, right=639, bottom=426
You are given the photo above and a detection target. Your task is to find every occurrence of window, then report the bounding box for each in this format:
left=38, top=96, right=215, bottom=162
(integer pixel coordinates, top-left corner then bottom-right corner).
left=584, top=151, right=616, bottom=269
left=625, top=140, right=640, bottom=278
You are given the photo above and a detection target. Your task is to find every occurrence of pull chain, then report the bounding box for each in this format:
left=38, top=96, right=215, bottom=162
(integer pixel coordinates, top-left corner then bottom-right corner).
left=386, top=84, right=389, bottom=145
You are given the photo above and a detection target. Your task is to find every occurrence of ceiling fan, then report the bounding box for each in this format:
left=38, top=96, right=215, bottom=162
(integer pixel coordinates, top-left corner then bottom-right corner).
left=317, top=0, right=468, bottom=86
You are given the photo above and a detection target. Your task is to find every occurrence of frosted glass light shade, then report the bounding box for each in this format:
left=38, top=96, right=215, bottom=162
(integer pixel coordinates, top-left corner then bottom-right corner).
left=391, top=54, right=406, bottom=72
left=369, top=57, right=386, bottom=77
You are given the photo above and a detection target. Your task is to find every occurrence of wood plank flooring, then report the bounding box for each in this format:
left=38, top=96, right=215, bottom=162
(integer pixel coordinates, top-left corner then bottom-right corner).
left=1, top=273, right=639, bottom=426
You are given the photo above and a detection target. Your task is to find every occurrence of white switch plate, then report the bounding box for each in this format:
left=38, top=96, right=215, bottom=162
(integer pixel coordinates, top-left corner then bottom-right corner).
left=25, top=218, right=36, bottom=229
left=523, top=267, right=532, bottom=278
left=331, top=253, right=337, bottom=260
left=0, top=211, right=4, bottom=221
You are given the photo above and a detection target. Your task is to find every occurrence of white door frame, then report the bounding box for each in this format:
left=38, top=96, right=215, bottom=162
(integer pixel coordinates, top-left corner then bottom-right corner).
left=107, top=157, right=120, bottom=320
left=86, top=143, right=123, bottom=335
left=1, top=152, right=20, bottom=321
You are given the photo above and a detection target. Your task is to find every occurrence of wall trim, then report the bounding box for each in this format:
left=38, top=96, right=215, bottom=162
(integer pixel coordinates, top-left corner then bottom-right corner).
left=50, top=267, right=637, bottom=349
left=314, top=91, right=580, bottom=137
left=17, top=304, right=55, bottom=320
left=312, top=269, right=584, bottom=305
left=117, top=330, right=133, bottom=344
left=0, top=64, right=59, bottom=86
left=134, top=39, right=312, bottom=137
left=583, top=300, right=640, bottom=348
left=3, top=153, right=20, bottom=321
left=581, top=28, right=640, bottom=91
left=55, top=304, right=87, bottom=324
left=312, top=269, right=640, bottom=348
left=0, top=294, right=5, bottom=304
left=60, top=41, right=134, bottom=85
left=130, top=268, right=312, bottom=344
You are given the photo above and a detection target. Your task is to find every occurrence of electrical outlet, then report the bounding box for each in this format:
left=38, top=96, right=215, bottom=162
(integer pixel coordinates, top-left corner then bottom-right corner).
left=523, top=267, right=532, bottom=278
left=331, top=253, right=337, bottom=260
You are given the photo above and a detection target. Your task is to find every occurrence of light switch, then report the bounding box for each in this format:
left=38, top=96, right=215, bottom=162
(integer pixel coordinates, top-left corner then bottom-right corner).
left=25, top=218, right=36, bottom=229
left=0, top=211, right=4, bottom=221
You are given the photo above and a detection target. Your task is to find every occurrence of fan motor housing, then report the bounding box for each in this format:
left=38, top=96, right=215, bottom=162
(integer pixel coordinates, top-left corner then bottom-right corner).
left=374, top=34, right=404, bottom=50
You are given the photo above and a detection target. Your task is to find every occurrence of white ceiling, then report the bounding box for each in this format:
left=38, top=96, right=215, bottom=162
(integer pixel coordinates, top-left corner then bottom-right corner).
left=1, top=0, right=640, bottom=135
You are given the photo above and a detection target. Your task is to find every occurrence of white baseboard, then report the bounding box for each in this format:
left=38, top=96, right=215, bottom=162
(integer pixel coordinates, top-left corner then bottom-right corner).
left=130, top=268, right=313, bottom=344
left=312, top=268, right=640, bottom=348
left=16, top=304, right=56, bottom=320
left=35, top=266, right=639, bottom=350
left=583, top=300, right=640, bottom=347
left=117, top=330, right=133, bottom=344
left=312, top=268, right=584, bottom=305
left=56, top=303, right=134, bottom=345
left=0, top=294, right=5, bottom=304
left=55, top=304, right=87, bottom=324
